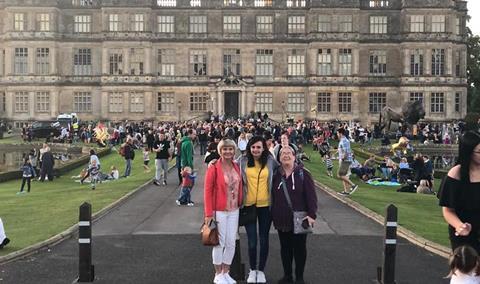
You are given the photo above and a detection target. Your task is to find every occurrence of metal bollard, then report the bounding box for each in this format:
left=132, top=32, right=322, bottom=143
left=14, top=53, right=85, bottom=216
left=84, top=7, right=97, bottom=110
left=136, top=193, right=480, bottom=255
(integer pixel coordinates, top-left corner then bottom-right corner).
left=78, top=202, right=95, bottom=282
left=230, top=231, right=245, bottom=281
left=377, top=204, right=397, bottom=284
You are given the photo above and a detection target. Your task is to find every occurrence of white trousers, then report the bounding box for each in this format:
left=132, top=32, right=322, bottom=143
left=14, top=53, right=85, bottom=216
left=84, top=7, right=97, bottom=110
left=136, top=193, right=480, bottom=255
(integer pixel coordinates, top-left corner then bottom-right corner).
left=212, top=209, right=239, bottom=266
left=0, top=218, right=6, bottom=242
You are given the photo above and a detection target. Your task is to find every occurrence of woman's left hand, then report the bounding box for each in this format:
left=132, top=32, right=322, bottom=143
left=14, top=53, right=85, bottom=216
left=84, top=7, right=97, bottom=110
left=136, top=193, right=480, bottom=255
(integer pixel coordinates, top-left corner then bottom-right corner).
left=306, top=216, right=315, bottom=227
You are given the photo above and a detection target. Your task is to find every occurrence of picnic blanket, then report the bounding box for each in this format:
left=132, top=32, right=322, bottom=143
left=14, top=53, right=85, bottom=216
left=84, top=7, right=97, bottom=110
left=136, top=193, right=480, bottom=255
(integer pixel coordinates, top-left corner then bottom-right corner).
left=367, top=179, right=401, bottom=187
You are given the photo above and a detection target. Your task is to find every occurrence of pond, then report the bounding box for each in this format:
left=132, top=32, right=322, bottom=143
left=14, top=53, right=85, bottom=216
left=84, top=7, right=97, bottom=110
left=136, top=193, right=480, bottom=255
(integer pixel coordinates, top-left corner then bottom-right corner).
left=0, top=145, right=85, bottom=173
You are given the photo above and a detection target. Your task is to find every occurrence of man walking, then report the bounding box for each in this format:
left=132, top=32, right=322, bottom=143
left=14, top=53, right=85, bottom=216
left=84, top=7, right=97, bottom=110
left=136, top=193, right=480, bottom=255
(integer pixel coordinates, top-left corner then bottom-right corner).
left=153, top=132, right=170, bottom=186
left=336, top=128, right=358, bottom=195
left=180, top=129, right=195, bottom=170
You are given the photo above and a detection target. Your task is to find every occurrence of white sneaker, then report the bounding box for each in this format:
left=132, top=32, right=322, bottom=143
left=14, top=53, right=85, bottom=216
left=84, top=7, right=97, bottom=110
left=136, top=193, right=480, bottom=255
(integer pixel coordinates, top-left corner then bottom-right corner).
left=246, top=269, right=257, bottom=283
left=175, top=200, right=181, bottom=206
left=223, top=273, right=237, bottom=284
left=256, top=270, right=266, bottom=283
left=213, top=273, right=226, bottom=284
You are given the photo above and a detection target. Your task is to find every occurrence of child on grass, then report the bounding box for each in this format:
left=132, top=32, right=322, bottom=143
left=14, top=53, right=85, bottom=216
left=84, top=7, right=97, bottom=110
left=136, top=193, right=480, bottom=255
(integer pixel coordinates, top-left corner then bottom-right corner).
left=324, top=153, right=334, bottom=177
left=176, top=166, right=196, bottom=206
left=18, top=157, right=35, bottom=194
left=143, top=147, right=151, bottom=173
left=89, top=159, right=100, bottom=190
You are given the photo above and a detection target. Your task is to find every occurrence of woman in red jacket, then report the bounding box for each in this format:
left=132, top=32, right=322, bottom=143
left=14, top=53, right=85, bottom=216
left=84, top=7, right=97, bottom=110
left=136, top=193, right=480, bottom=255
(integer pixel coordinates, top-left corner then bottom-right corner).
left=204, top=138, right=243, bottom=284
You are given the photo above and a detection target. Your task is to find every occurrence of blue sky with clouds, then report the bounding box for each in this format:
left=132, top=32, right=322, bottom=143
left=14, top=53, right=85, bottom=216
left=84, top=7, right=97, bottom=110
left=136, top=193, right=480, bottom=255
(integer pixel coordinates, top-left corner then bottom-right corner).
left=468, top=1, right=479, bottom=35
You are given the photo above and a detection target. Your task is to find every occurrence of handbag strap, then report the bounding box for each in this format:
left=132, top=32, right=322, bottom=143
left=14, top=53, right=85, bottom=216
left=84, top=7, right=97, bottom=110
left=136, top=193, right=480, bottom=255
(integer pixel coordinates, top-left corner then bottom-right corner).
left=280, top=177, right=294, bottom=212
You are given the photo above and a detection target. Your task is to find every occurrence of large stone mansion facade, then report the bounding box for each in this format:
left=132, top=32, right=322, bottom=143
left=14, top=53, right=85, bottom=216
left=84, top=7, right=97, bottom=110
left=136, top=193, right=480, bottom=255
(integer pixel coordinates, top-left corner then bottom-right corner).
left=0, top=0, right=468, bottom=125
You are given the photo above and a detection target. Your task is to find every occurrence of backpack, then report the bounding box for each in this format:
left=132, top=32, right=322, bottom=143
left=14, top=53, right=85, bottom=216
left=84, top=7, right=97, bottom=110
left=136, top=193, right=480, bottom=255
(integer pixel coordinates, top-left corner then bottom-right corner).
left=119, top=144, right=126, bottom=157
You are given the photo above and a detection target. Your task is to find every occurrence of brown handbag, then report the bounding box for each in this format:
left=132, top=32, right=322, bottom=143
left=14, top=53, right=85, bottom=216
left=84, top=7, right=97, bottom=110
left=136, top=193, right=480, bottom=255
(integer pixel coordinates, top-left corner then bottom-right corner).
left=201, top=163, right=219, bottom=246
left=201, top=219, right=219, bottom=246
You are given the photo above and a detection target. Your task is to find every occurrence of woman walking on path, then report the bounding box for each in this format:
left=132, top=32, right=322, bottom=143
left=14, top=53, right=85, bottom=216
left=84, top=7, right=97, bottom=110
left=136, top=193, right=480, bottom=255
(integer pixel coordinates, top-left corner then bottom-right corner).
left=439, top=131, right=480, bottom=254
left=204, top=139, right=243, bottom=284
left=238, top=136, right=278, bottom=283
left=271, top=146, right=317, bottom=284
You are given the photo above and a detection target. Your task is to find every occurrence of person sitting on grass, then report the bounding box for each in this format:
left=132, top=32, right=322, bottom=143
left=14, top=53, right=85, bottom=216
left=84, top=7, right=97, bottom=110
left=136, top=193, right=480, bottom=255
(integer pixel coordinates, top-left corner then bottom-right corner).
left=0, top=217, right=10, bottom=249
left=109, top=165, right=119, bottom=180
left=80, top=149, right=100, bottom=184
left=18, top=157, right=35, bottom=194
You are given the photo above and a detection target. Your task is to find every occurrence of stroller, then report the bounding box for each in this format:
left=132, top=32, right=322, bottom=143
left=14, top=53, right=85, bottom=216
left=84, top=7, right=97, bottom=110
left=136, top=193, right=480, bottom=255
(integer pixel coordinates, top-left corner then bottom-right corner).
left=398, top=168, right=414, bottom=184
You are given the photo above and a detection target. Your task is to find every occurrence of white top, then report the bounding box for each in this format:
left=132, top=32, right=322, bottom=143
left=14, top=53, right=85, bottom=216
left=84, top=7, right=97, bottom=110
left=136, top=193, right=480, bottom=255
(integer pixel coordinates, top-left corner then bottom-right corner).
left=111, top=170, right=119, bottom=180
left=238, top=138, right=248, bottom=151
left=450, top=270, right=480, bottom=284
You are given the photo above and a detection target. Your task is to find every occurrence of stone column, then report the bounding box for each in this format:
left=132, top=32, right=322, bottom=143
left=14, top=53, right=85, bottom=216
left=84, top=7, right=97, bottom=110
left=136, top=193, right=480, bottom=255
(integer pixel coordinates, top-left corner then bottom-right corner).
left=403, top=49, right=410, bottom=75
left=123, top=48, right=130, bottom=75
left=446, top=47, right=453, bottom=76
left=5, top=92, right=13, bottom=118
left=51, top=47, right=57, bottom=75
left=145, top=47, right=152, bottom=75
left=28, top=48, right=35, bottom=75
left=4, top=48, right=12, bottom=75
left=50, top=90, right=58, bottom=118
left=102, top=48, right=108, bottom=75
left=29, top=91, right=35, bottom=118
left=353, top=48, right=359, bottom=75
left=144, top=91, right=153, bottom=118
left=217, top=90, right=223, bottom=115
left=241, top=90, right=247, bottom=116
left=332, top=48, right=338, bottom=75
left=425, top=49, right=432, bottom=75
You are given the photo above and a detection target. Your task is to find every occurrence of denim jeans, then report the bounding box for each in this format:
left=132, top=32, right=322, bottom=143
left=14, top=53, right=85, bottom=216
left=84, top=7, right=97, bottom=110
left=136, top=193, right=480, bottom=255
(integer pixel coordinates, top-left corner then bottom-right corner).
left=177, top=187, right=192, bottom=204
left=244, top=206, right=272, bottom=271
left=124, top=159, right=132, bottom=177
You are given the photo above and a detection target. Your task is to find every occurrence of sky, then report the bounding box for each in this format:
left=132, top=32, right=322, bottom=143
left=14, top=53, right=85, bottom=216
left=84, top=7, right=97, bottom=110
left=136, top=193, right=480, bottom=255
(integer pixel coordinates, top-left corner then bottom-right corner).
left=468, top=0, right=480, bottom=35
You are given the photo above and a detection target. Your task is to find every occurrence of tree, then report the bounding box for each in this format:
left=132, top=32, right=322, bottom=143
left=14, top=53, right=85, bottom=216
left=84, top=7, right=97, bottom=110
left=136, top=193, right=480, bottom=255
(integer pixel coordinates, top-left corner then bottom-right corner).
left=467, top=27, right=480, bottom=113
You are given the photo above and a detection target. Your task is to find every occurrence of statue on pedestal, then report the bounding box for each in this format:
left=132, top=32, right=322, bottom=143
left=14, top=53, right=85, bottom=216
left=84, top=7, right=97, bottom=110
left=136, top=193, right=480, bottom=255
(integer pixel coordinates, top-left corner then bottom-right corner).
left=379, top=100, right=425, bottom=133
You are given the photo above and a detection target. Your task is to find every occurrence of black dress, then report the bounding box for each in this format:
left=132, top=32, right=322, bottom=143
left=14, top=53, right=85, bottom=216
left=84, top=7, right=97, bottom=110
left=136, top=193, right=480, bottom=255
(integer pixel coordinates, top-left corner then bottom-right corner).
left=438, top=176, right=480, bottom=253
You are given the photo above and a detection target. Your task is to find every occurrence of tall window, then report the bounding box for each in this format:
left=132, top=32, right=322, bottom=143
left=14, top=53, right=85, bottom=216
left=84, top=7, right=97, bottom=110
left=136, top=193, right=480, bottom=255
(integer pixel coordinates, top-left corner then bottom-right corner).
left=157, top=0, right=176, bottom=6
left=35, top=92, right=50, bottom=113
left=14, top=48, right=28, bottom=75
left=369, top=0, right=389, bottom=7
left=317, top=49, right=331, bottom=76
left=369, top=50, right=386, bottom=76
left=368, top=92, right=386, bottom=113
left=454, top=50, right=461, bottom=77
left=409, top=92, right=423, bottom=103
left=338, top=15, right=353, bottom=32
left=223, top=16, right=241, bottom=34
left=287, top=49, right=305, bottom=77
left=157, top=92, right=175, bottom=112
left=130, top=14, right=145, bottom=32
left=431, top=49, right=445, bottom=76
left=158, top=49, right=175, bottom=76
left=430, top=92, right=444, bottom=113
left=190, top=92, right=208, bottom=111
left=109, top=14, right=120, bottom=32
left=287, top=0, right=306, bottom=7
left=130, top=92, right=144, bottom=113
left=339, top=49, right=352, bottom=76
left=14, top=13, right=25, bottom=31
left=36, top=48, right=50, bottom=75
left=431, top=15, right=445, bottom=33
left=338, top=92, right=352, bottom=113
left=109, top=49, right=123, bottom=75
left=223, top=49, right=241, bottom=76
left=73, top=92, right=92, bottom=112
left=73, top=48, right=92, bottom=76
left=224, top=0, right=243, bottom=6
left=288, top=16, right=305, bottom=34
left=158, top=15, right=174, bottom=33
left=108, top=92, right=123, bottom=113
left=317, top=93, right=331, bottom=112
left=129, top=48, right=144, bottom=75
left=189, top=16, right=207, bottom=33
left=455, top=92, right=461, bottom=112
left=410, top=49, right=424, bottom=76
left=318, top=15, right=331, bottom=32
left=256, top=49, right=273, bottom=77
left=455, top=17, right=461, bottom=35
left=74, top=15, right=91, bottom=33
left=287, top=93, right=305, bottom=113
left=370, top=16, right=387, bottom=34
left=37, top=13, right=50, bottom=32
left=410, top=15, right=424, bottom=33
left=255, top=0, right=273, bottom=7
left=190, top=49, right=207, bottom=76
left=15, top=92, right=29, bottom=113
left=255, top=93, right=273, bottom=112
left=256, top=15, right=273, bottom=34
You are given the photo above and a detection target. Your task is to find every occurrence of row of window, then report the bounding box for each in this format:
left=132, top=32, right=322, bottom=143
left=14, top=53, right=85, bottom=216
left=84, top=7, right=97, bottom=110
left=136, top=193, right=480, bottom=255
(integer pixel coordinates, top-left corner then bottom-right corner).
left=11, top=13, right=463, bottom=35
left=11, top=47, right=460, bottom=78
left=73, top=0, right=302, bottom=8
left=9, top=91, right=461, bottom=114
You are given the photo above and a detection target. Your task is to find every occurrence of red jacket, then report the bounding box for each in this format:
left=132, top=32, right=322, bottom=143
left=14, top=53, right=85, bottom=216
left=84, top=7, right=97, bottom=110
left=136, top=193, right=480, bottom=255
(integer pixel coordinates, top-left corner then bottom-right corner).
left=204, top=159, right=243, bottom=218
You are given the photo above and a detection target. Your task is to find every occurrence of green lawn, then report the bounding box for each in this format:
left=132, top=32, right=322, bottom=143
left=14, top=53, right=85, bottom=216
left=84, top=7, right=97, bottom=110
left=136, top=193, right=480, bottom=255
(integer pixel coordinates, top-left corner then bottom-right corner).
left=303, top=146, right=449, bottom=247
left=0, top=150, right=163, bottom=256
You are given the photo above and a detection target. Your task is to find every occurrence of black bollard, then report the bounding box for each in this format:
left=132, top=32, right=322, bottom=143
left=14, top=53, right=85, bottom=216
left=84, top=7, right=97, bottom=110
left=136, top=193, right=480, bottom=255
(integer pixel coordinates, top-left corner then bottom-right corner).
left=230, top=231, right=245, bottom=281
left=78, top=202, right=95, bottom=282
left=377, top=204, right=397, bottom=284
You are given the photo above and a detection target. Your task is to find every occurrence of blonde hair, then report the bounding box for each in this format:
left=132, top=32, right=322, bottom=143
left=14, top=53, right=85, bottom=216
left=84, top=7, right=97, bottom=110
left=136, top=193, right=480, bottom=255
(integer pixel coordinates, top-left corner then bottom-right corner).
left=217, top=138, right=237, bottom=153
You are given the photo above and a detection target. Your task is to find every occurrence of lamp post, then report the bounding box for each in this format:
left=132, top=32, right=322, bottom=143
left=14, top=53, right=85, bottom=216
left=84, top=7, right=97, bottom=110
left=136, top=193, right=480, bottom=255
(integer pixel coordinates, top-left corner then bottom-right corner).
left=281, top=100, right=286, bottom=123
left=177, top=101, right=182, bottom=122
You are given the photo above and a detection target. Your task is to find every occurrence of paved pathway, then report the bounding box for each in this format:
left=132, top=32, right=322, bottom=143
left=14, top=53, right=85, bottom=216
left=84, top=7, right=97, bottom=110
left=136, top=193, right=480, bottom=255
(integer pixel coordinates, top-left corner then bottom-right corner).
left=0, top=155, right=449, bottom=283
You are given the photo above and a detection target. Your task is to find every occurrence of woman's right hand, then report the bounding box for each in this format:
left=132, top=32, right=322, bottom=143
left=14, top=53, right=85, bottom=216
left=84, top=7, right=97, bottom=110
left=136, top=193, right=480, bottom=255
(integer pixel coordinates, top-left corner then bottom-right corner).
left=455, top=222, right=472, bottom=236
left=204, top=216, right=213, bottom=224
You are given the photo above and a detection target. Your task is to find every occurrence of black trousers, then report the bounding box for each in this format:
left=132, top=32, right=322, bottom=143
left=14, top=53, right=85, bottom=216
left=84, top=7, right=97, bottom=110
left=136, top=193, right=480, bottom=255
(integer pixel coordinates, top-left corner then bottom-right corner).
left=277, top=230, right=307, bottom=281
left=20, top=177, right=31, bottom=192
